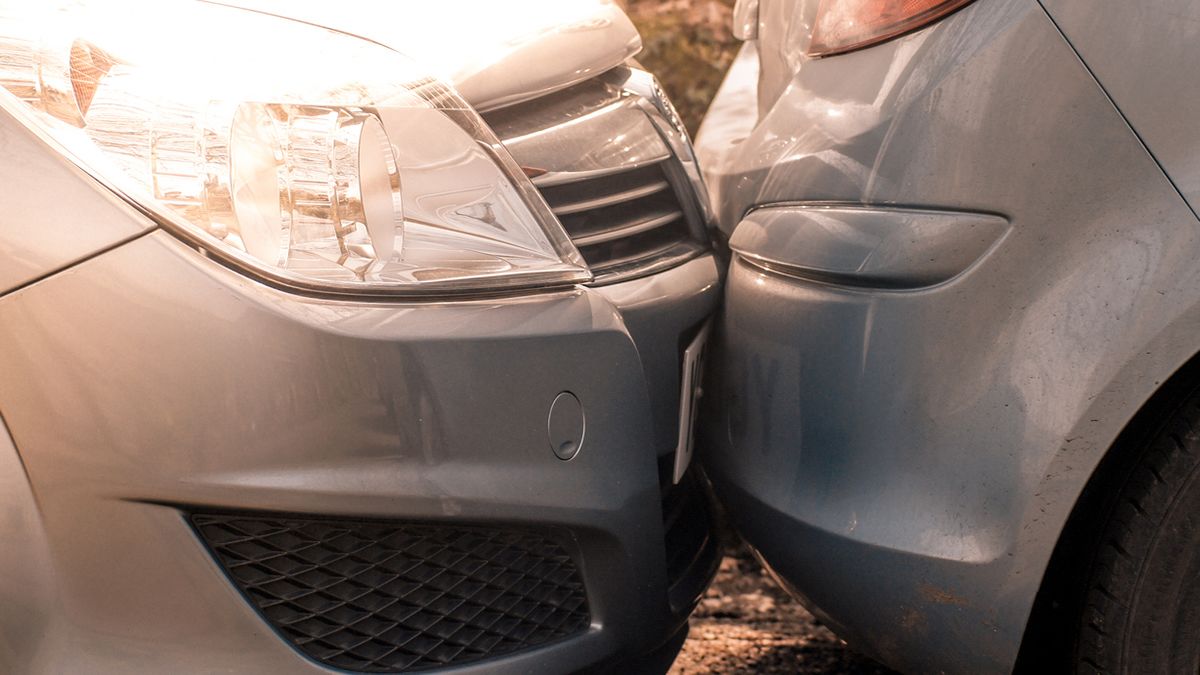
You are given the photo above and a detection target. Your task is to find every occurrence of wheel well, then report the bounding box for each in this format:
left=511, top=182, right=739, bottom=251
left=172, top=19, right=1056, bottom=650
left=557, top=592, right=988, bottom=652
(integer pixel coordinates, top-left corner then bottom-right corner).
left=1014, top=349, right=1200, bottom=671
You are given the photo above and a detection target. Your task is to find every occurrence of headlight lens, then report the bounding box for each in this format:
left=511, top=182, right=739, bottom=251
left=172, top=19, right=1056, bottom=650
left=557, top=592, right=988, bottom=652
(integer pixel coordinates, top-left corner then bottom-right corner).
left=0, top=1, right=590, bottom=296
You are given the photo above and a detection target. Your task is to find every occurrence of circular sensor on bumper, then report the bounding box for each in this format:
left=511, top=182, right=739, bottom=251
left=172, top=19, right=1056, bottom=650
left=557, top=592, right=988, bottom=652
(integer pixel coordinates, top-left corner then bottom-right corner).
left=548, top=391, right=585, bottom=461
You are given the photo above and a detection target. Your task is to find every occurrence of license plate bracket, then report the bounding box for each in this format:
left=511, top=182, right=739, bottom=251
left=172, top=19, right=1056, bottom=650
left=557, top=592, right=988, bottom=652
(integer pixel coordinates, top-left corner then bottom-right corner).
left=673, top=320, right=711, bottom=484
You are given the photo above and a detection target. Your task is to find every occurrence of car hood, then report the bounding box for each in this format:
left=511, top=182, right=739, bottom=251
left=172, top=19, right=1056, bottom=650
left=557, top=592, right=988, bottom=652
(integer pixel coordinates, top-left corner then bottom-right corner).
left=213, top=0, right=642, bottom=111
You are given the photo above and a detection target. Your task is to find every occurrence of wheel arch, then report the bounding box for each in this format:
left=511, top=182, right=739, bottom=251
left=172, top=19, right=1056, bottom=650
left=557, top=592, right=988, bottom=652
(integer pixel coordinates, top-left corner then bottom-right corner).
left=1015, top=345, right=1200, bottom=670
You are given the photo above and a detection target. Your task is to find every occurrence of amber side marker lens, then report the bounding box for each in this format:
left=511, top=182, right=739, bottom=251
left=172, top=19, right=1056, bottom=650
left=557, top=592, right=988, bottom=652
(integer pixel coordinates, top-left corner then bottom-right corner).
left=68, top=40, right=114, bottom=118
left=808, top=0, right=978, bottom=57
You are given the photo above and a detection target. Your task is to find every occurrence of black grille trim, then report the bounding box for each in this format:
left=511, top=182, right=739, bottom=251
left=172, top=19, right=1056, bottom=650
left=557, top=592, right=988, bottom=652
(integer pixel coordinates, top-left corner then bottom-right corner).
left=538, top=161, right=698, bottom=276
left=483, top=74, right=710, bottom=284
left=190, top=513, right=590, bottom=673
left=659, top=465, right=722, bottom=616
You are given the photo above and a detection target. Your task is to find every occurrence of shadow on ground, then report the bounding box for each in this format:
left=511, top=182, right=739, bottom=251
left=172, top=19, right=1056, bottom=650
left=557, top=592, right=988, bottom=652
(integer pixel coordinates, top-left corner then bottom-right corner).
left=671, top=546, right=897, bottom=674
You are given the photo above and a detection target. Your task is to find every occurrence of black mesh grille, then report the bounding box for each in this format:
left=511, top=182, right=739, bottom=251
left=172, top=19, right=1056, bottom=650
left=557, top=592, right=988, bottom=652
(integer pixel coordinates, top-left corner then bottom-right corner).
left=190, top=514, right=590, bottom=672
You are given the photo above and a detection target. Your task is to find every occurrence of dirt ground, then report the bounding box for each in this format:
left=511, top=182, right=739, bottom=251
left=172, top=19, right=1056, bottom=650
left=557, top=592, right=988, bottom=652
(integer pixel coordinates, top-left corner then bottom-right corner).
left=670, top=546, right=897, bottom=674
left=622, top=0, right=739, bottom=135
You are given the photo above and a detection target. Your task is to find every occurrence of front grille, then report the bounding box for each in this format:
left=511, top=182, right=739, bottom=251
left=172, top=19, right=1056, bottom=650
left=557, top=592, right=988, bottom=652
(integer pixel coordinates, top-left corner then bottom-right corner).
left=485, top=70, right=707, bottom=284
left=191, top=514, right=589, bottom=673
left=538, top=162, right=700, bottom=277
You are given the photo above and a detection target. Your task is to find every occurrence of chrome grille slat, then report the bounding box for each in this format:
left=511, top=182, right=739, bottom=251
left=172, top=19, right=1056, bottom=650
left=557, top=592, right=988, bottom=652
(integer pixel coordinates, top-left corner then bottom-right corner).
left=531, top=155, right=672, bottom=188
left=484, top=69, right=709, bottom=284
left=572, top=210, right=682, bottom=247
left=540, top=162, right=689, bottom=251
left=551, top=180, right=671, bottom=217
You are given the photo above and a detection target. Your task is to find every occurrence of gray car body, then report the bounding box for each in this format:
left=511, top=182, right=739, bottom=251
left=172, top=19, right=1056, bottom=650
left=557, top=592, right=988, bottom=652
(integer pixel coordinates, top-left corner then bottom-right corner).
left=697, top=0, right=1200, bottom=673
left=0, top=3, right=719, bottom=672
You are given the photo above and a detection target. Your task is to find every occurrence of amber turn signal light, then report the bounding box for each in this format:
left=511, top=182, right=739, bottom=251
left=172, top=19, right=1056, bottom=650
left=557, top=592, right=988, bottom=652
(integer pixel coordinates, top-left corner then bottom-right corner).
left=808, top=0, right=977, bottom=57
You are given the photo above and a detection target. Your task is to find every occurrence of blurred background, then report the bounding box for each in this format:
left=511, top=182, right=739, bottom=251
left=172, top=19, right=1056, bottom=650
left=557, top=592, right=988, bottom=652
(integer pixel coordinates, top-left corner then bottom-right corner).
left=622, top=0, right=739, bottom=135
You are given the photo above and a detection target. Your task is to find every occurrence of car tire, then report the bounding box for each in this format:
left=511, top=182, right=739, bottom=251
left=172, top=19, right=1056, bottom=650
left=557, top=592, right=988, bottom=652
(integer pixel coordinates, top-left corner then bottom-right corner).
left=1074, top=390, right=1200, bottom=674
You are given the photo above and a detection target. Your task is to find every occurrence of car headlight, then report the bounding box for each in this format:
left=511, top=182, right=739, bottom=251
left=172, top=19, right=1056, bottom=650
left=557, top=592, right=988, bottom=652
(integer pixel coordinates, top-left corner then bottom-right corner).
left=0, top=1, right=590, bottom=296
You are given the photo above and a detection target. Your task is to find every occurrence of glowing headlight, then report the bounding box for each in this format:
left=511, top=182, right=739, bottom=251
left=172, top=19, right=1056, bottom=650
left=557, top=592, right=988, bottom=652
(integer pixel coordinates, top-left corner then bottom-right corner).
left=0, top=1, right=590, bottom=295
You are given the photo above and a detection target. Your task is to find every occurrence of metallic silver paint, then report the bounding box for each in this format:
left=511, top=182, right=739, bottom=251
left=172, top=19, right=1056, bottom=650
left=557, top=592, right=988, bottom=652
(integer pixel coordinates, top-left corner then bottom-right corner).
left=0, top=416, right=57, bottom=672
left=0, top=92, right=150, bottom=295
left=1040, top=0, right=1200, bottom=217
left=698, top=0, right=1200, bottom=672
left=213, top=0, right=643, bottom=113
left=729, top=205, right=1010, bottom=289
left=596, top=254, right=721, bottom=458
left=0, top=2, right=721, bottom=670
left=0, top=230, right=672, bottom=672
left=731, top=0, right=760, bottom=41
left=500, top=94, right=671, bottom=188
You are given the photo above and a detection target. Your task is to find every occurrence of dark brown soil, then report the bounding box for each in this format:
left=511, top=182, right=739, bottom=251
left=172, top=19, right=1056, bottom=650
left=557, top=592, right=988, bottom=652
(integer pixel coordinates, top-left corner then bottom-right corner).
left=670, top=546, right=897, bottom=674
left=622, top=0, right=740, bottom=135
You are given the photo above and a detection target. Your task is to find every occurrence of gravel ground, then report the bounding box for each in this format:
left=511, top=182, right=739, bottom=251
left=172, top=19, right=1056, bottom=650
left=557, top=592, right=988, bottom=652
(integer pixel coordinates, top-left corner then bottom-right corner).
left=670, top=545, right=898, bottom=674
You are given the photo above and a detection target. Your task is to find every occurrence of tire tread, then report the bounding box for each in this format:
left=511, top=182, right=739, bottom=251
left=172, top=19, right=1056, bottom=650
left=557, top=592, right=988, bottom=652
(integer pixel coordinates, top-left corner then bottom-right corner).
left=1074, top=390, right=1200, bottom=673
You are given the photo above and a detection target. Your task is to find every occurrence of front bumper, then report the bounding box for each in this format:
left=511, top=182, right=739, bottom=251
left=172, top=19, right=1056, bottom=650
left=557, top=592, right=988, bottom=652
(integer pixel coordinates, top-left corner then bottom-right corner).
left=0, top=227, right=718, bottom=673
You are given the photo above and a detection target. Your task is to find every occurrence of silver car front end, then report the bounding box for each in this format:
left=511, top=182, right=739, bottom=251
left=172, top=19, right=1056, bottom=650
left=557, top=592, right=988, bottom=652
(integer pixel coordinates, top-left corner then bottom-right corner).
left=0, top=2, right=719, bottom=672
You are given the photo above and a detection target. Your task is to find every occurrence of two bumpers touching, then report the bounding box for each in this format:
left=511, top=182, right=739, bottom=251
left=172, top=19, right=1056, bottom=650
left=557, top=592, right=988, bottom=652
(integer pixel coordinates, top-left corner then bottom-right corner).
left=661, top=464, right=721, bottom=617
